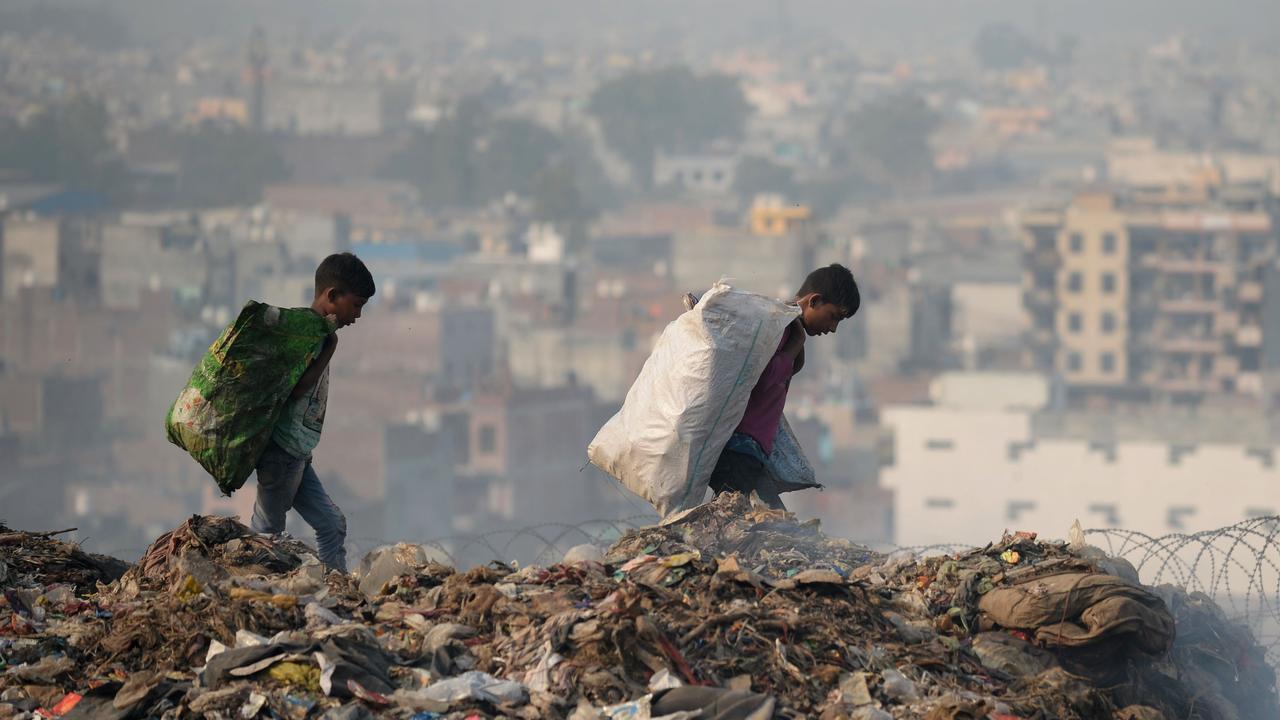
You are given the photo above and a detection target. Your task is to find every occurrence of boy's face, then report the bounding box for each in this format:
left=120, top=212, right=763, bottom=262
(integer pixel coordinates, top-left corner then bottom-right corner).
left=799, top=294, right=852, bottom=336
left=318, top=288, right=369, bottom=329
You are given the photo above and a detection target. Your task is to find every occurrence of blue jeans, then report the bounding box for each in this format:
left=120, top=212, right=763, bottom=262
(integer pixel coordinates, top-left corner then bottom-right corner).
left=251, top=441, right=348, bottom=572
left=708, top=433, right=786, bottom=511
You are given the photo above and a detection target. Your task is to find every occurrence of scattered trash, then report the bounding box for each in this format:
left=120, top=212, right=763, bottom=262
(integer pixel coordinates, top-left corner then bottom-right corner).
left=355, top=543, right=446, bottom=599
left=1, top=499, right=1276, bottom=719
left=880, top=668, right=919, bottom=703
left=0, top=524, right=127, bottom=593
left=646, top=669, right=683, bottom=692
left=562, top=544, right=605, bottom=565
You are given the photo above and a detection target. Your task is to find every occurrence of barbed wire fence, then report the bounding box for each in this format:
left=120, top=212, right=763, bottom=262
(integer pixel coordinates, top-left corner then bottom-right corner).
left=1084, top=516, right=1280, bottom=668
left=344, top=515, right=660, bottom=570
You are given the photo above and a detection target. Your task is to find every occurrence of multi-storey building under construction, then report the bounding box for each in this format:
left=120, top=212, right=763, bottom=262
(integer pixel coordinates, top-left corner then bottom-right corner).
left=1021, top=187, right=1279, bottom=401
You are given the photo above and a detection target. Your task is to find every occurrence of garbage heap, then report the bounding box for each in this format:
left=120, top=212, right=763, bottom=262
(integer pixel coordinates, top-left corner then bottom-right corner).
left=1, top=496, right=1277, bottom=720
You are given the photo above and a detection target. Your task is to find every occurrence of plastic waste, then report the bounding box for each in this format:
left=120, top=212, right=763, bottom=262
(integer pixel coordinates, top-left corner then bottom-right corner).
left=563, top=544, right=605, bottom=565
left=419, top=671, right=527, bottom=706
left=647, top=669, right=684, bottom=691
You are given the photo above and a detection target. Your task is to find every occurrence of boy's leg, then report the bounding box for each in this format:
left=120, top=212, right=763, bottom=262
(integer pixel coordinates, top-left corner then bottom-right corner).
left=251, top=442, right=307, bottom=534
left=708, top=450, right=787, bottom=511
left=291, top=462, right=348, bottom=572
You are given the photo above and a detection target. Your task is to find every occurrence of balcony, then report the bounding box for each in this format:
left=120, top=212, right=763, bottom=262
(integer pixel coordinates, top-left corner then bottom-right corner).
left=1238, top=281, right=1263, bottom=304
left=1156, top=257, right=1228, bottom=274
left=1159, top=296, right=1220, bottom=314
left=1238, top=373, right=1264, bottom=396
left=1214, top=355, right=1240, bottom=378
left=1128, top=333, right=1159, bottom=354
left=1157, top=336, right=1221, bottom=354
left=1152, top=375, right=1217, bottom=394
left=1130, top=290, right=1160, bottom=308
left=1236, top=325, right=1263, bottom=347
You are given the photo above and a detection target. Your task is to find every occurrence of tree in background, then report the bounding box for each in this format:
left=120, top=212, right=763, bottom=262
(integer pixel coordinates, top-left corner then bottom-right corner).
left=532, top=161, right=596, bottom=253
left=176, top=123, right=291, bottom=207
left=382, top=96, right=610, bottom=229
left=588, top=67, right=751, bottom=188
left=841, top=93, right=940, bottom=196
left=0, top=96, right=132, bottom=204
left=973, top=23, right=1047, bottom=71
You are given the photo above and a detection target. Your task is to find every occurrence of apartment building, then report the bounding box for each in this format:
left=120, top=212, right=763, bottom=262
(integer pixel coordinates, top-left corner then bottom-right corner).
left=1022, top=188, right=1278, bottom=399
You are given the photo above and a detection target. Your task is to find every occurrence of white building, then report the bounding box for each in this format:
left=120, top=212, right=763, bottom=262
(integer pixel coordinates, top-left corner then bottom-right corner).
left=1, top=215, right=59, bottom=299
left=880, top=372, right=1279, bottom=547
left=653, top=153, right=737, bottom=195
left=526, top=223, right=566, bottom=264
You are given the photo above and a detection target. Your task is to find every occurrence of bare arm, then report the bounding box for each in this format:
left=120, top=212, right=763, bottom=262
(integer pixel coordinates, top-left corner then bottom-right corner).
left=290, top=334, right=337, bottom=399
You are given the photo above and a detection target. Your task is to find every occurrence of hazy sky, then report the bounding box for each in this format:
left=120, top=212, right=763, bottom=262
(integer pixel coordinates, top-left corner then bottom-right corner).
left=43, top=0, right=1280, bottom=55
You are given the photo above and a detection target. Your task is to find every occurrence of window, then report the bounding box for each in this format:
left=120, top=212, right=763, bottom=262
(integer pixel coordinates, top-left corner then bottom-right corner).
left=1102, top=232, right=1117, bottom=254
left=1102, top=273, right=1116, bottom=293
left=1068, top=313, right=1082, bottom=333
left=1101, top=312, right=1116, bottom=334
left=1006, top=500, right=1036, bottom=521
left=1068, top=272, right=1083, bottom=293
left=1069, top=233, right=1084, bottom=253
left=925, top=439, right=954, bottom=451
left=925, top=497, right=955, bottom=509
left=1088, top=502, right=1120, bottom=526
left=479, top=424, right=497, bottom=455
left=1166, top=505, right=1197, bottom=530
left=1101, top=352, right=1115, bottom=373
left=1067, top=352, right=1082, bottom=372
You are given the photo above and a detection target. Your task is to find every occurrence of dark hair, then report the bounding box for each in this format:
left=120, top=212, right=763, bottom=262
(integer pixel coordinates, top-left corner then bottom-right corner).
left=315, top=252, right=376, bottom=298
left=798, top=264, right=859, bottom=316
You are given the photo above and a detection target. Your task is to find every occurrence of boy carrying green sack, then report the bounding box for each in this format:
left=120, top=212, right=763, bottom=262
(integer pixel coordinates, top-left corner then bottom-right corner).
left=166, top=253, right=375, bottom=571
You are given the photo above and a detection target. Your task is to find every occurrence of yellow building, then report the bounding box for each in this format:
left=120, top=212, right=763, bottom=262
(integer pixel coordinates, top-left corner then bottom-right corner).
left=1022, top=188, right=1274, bottom=399
left=749, top=194, right=812, bottom=236
left=186, top=97, right=248, bottom=127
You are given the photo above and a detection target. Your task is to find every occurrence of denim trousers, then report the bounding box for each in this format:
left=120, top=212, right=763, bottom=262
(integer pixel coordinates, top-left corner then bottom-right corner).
left=707, top=433, right=787, bottom=511
left=251, top=441, right=348, bottom=572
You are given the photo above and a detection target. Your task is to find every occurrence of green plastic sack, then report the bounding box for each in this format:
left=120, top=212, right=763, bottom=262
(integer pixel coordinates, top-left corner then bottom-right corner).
left=165, top=301, right=333, bottom=495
